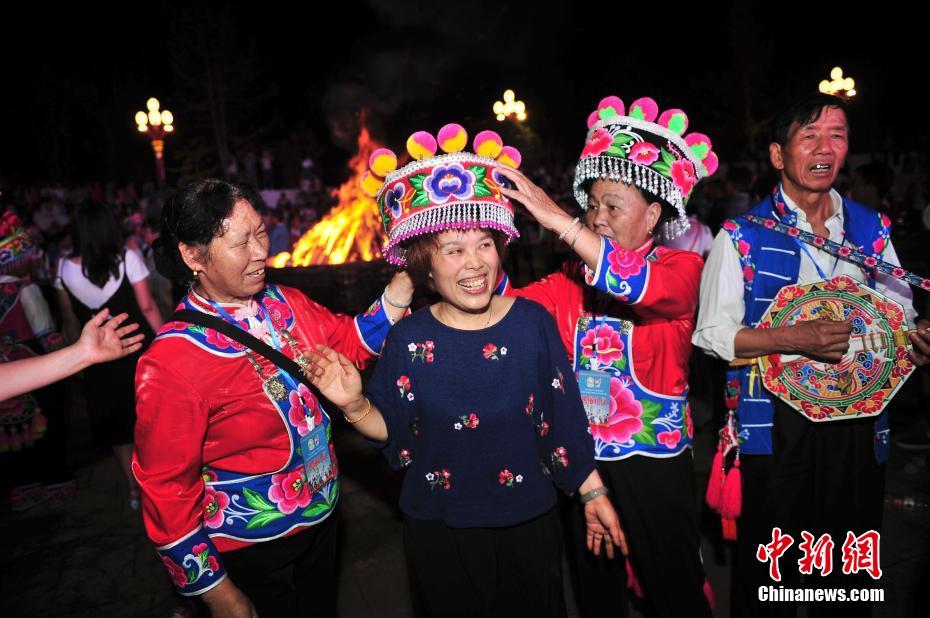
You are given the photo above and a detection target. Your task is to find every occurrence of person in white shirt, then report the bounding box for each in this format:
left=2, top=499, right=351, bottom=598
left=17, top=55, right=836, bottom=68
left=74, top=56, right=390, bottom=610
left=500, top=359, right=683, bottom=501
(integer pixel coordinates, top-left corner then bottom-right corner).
left=693, top=94, right=930, bottom=617
left=55, top=202, right=164, bottom=511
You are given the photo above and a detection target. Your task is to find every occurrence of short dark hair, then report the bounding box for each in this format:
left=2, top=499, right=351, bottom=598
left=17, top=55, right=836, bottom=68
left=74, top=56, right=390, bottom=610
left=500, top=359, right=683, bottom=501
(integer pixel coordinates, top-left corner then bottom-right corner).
left=153, top=179, right=265, bottom=285
left=770, top=94, right=849, bottom=147
left=403, top=228, right=508, bottom=283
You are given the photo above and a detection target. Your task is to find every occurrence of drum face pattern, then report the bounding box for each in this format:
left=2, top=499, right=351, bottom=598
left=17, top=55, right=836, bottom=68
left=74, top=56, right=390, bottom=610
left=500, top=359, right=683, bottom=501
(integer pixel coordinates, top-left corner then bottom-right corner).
left=757, top=275, right=915, bottom=422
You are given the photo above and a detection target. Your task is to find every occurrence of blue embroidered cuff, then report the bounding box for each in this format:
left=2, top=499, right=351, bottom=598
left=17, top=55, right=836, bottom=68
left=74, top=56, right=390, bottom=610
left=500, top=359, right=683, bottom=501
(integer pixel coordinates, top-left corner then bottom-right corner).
left=354, top=295, right=394, bottom=355
left=583, top=238, right=649, bottom=303
left=156, top=527, right=227, bottom=596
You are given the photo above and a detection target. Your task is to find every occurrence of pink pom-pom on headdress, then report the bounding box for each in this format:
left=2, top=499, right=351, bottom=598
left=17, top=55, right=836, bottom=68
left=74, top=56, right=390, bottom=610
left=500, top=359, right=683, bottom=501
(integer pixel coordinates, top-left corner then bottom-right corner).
left=437, top=123, right=468, bottom=153
left=406, top=131, right=438, bottom=161
left=368, top=148, right=398, bottom=177
left=473, top=130, right=503, bottom=159
left=703, top=151, right=719, bottom=177
left=658, top=109, right=689, bottom=135
left=684, top=133, right=713, bottom=161
left=360, top=171, right=385, bottom=198
left=586, top=110, right=601, bottom=129
left=597, top=96, right=625, bottom=121
left=629, top=97, right=659, bottom=122
left=496, top=146, right=521, bottom=169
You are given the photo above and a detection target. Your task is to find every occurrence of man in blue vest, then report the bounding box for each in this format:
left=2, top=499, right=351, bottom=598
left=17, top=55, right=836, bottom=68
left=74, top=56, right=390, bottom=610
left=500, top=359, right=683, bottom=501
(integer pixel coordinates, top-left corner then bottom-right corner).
left=694, top=94, right=930, bottom=616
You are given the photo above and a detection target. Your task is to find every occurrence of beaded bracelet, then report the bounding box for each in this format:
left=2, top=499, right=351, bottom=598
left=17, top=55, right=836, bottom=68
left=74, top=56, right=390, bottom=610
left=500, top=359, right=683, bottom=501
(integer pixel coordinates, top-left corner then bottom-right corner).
left=558, top=217, right=581, bottom=241
left=383, top=285, right=412, bottom=309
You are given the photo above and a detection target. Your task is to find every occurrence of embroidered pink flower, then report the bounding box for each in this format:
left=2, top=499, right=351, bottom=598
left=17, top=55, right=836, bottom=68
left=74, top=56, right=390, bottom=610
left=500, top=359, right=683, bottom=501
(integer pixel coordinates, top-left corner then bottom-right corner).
left=922, top=279, right=930, bottom=291
left=483, top=343, right=500, bottom=360
left=202, top=486, right=230, bottom=529
left=788, top=227, right=800, bottom=237
left=498, top=469, right=521, bottom=487
left=669, top=159, right=697, bottom=196
left=863, top=256, right=878, bottom=268
left=204, top=328, right=244, bottom=351
left=590, top=378, right=643, bottom=444
left=525, top=393, right=535, bottom=415
left=892, top=267, right=905, bottom=278
left=657, top=429, right=682, bottom=449
left=201, top=468, right=218, bottom=483
left=763, top=219, right=776, bottom=229
left=262, top=297, right=292, bottom=329
left=838, top=246, right=851, bottom=257
left=247, top=321, right=270, bottom=341
left=398, top=449, right=412, bottom=467
left=743, top=265, right=755, bottom=282
left=162, top=556, right=188, bottom=588
left=581, top=128, right=613, bottom=158
left=880, top=213, right=891, bottom=227
left=397, top=375, right=411, bottom=397
left=723, top=220, right=738, bottom=232
left=891, top=347, right=914, bottom=379
left=607, top=247, right=645, bottom=279
left=737, top=240, right=751, bottom=256
left=872, top=238, right=886, bottom=254
left=233, top=301, right=260, bottom=322
left=426, top=469, right=451, bottom=490
left=288, top=384, right=321, bottom=436
left=268, top=469, right=311, bottom=514
left=580, top=324, right=625, bottom=365
left=206, top=555, right=220, bottom=572
left=852, top=393, right=884, bottom=415
left=461, top=413, right=480, bottom=429
left=364, top=300, right=382, bottom=317
left=192, top=543, right=209, bottom=556
left=551, top=446, right=569, bottom=468
left=629, top=142, right=660, bottom=165
left=874, top=301, right=904, bottom=331
left=166, top=321, right=190, bottom=332
left=538, top=421, right=550, bottom=437
left=813, top=236, right=826, bottom=247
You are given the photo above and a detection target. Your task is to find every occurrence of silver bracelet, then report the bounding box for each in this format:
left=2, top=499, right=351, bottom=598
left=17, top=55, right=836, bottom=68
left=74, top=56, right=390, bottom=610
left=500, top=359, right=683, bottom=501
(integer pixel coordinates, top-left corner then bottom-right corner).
left=558, top=217, right=581, bottom=241
left=383, top=285, right=411, bottom=309
left=569, top=224, right=584, bottom=250
left=580, top=486, right=609, bottom=504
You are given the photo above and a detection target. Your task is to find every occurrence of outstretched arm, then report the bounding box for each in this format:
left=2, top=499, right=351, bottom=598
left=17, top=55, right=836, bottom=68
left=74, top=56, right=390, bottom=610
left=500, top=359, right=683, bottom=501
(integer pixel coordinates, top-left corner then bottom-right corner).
left=0, top=309, right=143, bottom=400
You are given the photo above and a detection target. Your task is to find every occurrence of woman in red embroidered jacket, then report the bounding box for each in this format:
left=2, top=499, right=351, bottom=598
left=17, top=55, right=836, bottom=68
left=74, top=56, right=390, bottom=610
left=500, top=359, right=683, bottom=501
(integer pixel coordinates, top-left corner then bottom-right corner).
left=132, top=179, right=412, bottom=617
left=494, top=95, right=718, bottom=618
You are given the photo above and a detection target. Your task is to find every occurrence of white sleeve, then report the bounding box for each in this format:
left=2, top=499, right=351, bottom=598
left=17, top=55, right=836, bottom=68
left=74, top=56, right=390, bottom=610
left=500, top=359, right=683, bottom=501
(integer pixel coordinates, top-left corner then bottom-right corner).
left=875, top=240, right=918, bottom=328
left=691, top=230, right=747, bottom=361
left=124, top=248, right=150, bottom=284
left=19, top=283, right=57, bottom=337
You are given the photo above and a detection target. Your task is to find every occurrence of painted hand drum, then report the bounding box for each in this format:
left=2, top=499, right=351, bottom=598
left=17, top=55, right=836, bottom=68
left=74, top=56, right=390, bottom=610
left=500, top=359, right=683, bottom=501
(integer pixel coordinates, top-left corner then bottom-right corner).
left=756, top=275, right=915, bottom=422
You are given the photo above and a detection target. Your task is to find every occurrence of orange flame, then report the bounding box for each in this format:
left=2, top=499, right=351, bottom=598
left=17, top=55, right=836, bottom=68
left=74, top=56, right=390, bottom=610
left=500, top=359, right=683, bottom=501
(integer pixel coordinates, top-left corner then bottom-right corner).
left=271, top=127, right=386, bottom=266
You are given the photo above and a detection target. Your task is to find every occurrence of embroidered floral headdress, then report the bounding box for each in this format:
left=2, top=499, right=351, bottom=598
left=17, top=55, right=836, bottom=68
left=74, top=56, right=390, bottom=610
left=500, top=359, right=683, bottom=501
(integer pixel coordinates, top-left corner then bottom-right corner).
left=573, top=96, right=719, bottom=239
left=360, top=124, right=521, bottom=266
left=0, top=211, right=37, bottom=274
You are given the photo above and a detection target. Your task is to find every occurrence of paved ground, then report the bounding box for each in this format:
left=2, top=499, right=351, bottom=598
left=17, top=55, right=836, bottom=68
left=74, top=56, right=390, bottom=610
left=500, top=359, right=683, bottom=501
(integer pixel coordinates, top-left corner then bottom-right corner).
left=2, top=371, right=928, bottom=617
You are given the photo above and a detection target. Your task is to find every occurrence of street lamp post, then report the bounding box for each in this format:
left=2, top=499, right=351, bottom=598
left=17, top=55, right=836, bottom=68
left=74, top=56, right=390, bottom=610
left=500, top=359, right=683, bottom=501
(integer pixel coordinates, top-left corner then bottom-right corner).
left=493, top=89, right=527, bottom=122
left=134, top=98, right=174, bottom=187
left=818, top=67, right=857, bottom=100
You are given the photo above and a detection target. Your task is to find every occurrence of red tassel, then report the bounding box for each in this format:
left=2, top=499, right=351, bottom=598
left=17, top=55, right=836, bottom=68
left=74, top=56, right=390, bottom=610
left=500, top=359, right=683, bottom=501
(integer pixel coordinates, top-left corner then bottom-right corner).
left=722, top=517, right=738, bottom=541
left=720, top=457, right=742, bottom=519
left=705, top=447, right=724, bottom=510
left=625, top=559, right=645, bottom=598
left=703, top=581, right=716, bottom=610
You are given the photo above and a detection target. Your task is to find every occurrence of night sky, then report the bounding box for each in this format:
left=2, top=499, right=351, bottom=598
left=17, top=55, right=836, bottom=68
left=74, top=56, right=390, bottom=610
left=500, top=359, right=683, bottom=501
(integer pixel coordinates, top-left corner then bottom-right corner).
left=2, top=1, right=922, bottom=185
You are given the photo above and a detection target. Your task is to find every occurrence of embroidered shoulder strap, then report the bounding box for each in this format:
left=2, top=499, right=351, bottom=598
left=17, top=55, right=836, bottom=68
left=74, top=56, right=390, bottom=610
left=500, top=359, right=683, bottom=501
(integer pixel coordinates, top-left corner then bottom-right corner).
left=742, top=214, right=930, bottom=290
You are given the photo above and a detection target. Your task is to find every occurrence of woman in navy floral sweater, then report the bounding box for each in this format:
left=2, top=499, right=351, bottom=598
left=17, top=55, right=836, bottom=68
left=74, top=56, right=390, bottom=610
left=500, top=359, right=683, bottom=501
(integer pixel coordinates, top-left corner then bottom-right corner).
left=309, top=226, right=624, bottom=617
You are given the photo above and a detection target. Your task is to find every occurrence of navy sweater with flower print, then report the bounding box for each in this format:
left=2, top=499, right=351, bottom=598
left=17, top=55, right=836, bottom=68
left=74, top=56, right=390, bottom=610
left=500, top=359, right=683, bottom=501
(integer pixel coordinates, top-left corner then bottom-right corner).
left=365, top=297, right=596, bottom=528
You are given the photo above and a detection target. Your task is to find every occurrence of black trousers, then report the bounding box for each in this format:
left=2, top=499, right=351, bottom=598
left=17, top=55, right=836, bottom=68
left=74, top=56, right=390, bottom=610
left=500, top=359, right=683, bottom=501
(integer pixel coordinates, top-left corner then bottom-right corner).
left=403, top=508, right=566, bottom=618
left=219, top=512, right=338, bottom=617
left=731, top=402, right=885, bottom=618
left=564, top=453, right=712, bottom=618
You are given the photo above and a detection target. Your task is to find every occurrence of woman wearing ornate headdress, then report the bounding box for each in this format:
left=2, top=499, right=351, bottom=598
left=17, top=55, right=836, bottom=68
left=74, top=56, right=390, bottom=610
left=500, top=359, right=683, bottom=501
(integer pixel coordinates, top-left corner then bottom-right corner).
left=496, top=96, right=718, bottom=617
left=306, top=124, right=624, bottom=618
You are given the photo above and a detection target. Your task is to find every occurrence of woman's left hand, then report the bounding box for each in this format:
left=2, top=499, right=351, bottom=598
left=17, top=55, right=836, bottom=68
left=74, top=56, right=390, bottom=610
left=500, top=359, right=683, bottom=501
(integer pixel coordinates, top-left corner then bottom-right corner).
left=304, top=344, right=365, bottom=409
left=495, top=166, right=573, bottom=234
left=584, top=495, right=629, bottom=559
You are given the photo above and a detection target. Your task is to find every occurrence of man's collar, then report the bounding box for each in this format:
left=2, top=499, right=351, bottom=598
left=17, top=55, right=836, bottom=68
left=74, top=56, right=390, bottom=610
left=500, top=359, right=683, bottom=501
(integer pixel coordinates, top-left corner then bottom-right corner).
left=778, top=183, right=843, bottom=224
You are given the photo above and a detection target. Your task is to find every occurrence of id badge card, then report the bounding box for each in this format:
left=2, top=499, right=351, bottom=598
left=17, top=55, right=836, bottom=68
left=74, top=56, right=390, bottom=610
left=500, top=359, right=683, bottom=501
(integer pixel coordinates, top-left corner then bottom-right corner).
left=578, top=369, right=611, bottom=424
left=300, top=423, right=335, bottom=494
